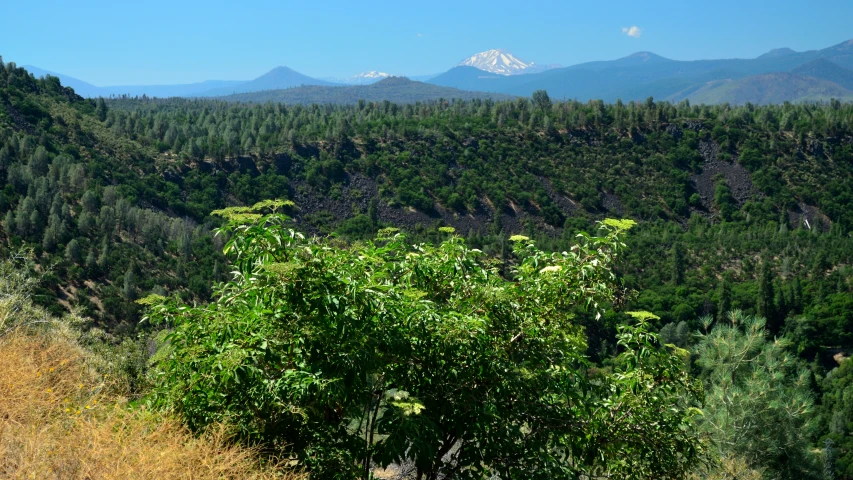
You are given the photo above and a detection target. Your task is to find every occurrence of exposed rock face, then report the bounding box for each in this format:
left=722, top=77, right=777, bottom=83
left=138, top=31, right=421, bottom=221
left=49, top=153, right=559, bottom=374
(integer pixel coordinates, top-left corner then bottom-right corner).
left=692, top=140, right=760, bottom=209
left=683, top=120, right=704, bottom=132
left=665, top=124, right=683, bottom=140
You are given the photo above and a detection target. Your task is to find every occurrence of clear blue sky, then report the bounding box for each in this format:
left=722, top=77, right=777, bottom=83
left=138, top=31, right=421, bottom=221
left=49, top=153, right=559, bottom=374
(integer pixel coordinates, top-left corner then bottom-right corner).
left=2, top=0, right=852, bottom=85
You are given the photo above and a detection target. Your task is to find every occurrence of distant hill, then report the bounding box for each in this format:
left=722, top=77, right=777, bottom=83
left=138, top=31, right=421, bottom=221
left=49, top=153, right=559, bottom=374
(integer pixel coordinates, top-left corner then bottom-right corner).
left=564, top=51, right=674, bottom=72
left=792, top=58, right=853, bottom=90
left=198, top=67, right=337, bottom=96
left=22, top=66, right=102, bottom=97
left=670, top=72, right=853, bottom=105
left=758, top=47, right=797, bottom=59
left=215, top=76, right=513, bottom=104
left=819, top=38, right=853, bottom=70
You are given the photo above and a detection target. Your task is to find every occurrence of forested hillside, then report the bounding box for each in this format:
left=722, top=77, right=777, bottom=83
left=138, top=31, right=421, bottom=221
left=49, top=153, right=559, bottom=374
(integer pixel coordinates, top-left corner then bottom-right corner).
left=4, top=59, right=853, bottom=477
left=215, top=76, right=513, bottom=104
left=0, top=60, right=224, bottom=330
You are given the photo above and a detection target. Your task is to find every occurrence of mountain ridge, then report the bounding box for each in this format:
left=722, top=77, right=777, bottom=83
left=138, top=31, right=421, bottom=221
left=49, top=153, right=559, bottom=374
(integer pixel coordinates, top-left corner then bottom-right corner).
left=17, top=37, right=853, bottom=104
left=429, top=38, right=853, bottom=104
left=212, top=76, right=513, bottom=104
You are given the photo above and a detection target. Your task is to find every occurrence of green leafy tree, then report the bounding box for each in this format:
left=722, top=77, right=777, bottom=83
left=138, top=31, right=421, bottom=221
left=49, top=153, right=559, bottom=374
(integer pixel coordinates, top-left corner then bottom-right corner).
left=145, top=206, right=704, bottom=479
left=532, top=90, right=551, bottom=112
left=714, top=179, right=736, bottom=222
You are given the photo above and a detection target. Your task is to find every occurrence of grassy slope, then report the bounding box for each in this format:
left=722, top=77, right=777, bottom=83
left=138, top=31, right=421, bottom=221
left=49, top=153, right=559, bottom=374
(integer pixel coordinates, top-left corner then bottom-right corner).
left=678, top=73, right=853, bottom=105
left=0, top=249, right=301, bottom=479
left=0, top=333, right=299, bottom=479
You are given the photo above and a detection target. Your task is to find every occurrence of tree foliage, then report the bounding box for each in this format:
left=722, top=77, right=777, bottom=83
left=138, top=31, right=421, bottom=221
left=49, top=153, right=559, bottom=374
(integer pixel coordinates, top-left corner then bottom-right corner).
left=694, top=311, right=820, bottom=479
left=145, top=204, right=703, bottom=479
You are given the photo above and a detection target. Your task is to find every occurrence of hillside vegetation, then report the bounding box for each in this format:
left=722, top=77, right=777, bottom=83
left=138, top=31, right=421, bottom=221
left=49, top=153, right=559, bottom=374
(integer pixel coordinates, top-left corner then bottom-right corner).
left=0, top=252, right=300, bottom=479
left=678, top=73, right=853, bottom=105
left=4, top=59, right=853, bottom=478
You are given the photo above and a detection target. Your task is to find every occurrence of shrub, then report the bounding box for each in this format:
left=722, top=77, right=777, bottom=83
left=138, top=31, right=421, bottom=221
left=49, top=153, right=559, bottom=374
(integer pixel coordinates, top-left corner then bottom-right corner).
left=146, top=203, right=704, bottom=479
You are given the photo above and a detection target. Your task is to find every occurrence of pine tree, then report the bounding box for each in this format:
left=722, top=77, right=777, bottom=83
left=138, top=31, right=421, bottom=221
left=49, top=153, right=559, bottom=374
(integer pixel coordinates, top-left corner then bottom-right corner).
left=85, top=247, right=97, bottom=269
left=3, top=210, right=14, bottom=234
left=714, top=179, right=736, bottom=221
left=65, top=239, right=82, bottom=264
left=717, top=277, right=731, bottom=321
left=96, top=98, right=108, bottom=122
left=97, top=237, right=110, bottom=268
left=758, top=259, right=777, bottom=331
left=824, top=438, right=836, bottom=480
left=671, top=242, right=685, bottom=286
left=123, top=266, right=137, bottom=301
left=368, top=197, right=379, bottom=227
left=532, top=90, right=551, bottom=112
left=491, top=213, right=503, bottom=236
left=695, top=311, right=819, bottom=477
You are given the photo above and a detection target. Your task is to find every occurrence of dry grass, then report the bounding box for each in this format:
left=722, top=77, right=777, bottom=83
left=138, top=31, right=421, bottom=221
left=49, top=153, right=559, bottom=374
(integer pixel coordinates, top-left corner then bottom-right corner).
left=689, top=455, right=764, bottom=480
left=0, top=332, right=303, bottom=480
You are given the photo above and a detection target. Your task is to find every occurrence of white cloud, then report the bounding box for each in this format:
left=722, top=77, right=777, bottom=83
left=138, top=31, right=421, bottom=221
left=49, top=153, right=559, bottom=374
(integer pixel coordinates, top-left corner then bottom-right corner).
left=417, top=33, right=423, bottom=37
left=621, top=26, right=642, bottom=38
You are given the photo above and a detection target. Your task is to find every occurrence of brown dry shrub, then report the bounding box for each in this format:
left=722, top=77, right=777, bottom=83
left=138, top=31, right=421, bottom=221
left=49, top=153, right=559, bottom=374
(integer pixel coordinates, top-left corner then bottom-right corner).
left=0, top=332, right=303, bottom=480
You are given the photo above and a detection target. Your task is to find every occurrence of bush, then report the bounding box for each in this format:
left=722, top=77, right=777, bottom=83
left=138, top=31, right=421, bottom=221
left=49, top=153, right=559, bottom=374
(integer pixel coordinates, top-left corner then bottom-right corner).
left=146, top=204, right=704, bottom=479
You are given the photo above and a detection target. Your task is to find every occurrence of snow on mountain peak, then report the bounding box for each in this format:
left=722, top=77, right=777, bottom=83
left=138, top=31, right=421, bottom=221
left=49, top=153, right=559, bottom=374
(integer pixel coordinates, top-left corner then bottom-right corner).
left=352, top=71, right=391, bottom=80
left=457, top=49, right=535, bottom=75
left=323, top=71, right=393, bottom=85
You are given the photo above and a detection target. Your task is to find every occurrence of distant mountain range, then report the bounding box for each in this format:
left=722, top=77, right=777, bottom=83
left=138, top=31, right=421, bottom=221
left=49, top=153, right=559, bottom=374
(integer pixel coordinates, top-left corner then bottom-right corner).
left=22, top=66, right=245, bottom=98
left=21, top=65, right=340, bottom=98
left=429, top=40, right=853, bottom=105
left=215, top=77, right=513, bottom=104
left=18, top=39, right=853, bottom=105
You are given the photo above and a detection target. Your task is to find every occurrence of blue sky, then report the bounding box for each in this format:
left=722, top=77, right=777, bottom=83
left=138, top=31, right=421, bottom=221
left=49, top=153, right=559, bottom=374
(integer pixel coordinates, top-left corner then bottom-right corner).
left=3, top=0, right=852, bottom=85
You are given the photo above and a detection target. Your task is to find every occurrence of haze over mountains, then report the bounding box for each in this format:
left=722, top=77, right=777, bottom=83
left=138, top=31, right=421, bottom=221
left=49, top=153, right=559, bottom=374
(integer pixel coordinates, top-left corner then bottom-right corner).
left=20, top=39, right=853, bottom=105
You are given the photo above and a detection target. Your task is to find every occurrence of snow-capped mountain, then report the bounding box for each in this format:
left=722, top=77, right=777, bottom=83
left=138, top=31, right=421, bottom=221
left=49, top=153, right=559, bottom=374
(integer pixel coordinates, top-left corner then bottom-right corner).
left=323, top=71, right=392, bottom=85
left=457, top=49, right=537, bottom=76
left=352, top=71, right=391, bottom=81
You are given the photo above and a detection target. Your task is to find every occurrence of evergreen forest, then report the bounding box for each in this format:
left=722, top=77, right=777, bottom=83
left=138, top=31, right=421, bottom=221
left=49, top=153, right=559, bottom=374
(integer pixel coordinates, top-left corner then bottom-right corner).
left=3, top=59, right=853, bottom=479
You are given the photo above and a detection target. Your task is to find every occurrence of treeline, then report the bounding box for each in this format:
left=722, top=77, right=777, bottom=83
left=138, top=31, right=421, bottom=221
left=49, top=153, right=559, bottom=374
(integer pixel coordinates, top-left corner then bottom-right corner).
left=103, top=92, right=853, bottom=230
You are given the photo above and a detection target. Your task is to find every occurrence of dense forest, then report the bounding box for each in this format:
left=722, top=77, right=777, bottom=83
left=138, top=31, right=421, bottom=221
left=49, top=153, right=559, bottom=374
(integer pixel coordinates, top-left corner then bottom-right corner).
left=3, top=58, right=853, bottom=478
